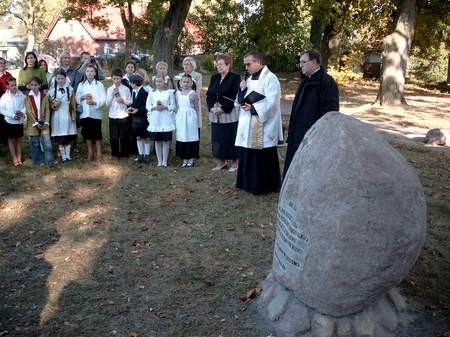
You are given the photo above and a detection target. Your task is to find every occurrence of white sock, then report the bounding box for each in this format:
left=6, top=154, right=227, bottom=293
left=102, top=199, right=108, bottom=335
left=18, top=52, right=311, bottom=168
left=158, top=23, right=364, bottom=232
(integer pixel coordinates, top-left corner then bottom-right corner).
left=155, top=141, right=162, bottom=165
left=136, top=140, right=145, bottom=155
left=65, top=145, right=71, bottom=159
left=144, top=141, right=150, bottom=155
left=59, top=146, right=66, bottom=160
left=162, top=141, right=170, bottom=166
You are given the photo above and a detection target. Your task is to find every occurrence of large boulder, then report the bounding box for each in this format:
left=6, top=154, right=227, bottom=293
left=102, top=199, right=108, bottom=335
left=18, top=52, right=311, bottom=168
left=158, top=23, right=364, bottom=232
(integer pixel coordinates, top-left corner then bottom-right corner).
left=272, top=111, right=427, bottom=316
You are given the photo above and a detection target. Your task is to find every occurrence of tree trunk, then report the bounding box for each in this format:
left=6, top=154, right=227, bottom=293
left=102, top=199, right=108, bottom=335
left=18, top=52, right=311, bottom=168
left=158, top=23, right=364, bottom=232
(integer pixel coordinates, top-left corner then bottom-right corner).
left=376, top=0, right=417, bottom=105
left=309, top=0, right=333, bottom=52
left=320, top=22, right=333, bottom=70
left=120, top=1, right=134, bottom=56
left=25, top=32, right=36, bottom=53
left=447, top=55, right=450, bottom=85
left=152, top=0, right=192, bottom=73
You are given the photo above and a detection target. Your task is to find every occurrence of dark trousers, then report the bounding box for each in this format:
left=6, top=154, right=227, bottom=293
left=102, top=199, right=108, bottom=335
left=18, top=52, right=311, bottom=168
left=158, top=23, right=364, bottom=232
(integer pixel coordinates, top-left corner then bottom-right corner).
left=109, top=117, right=129, bottom=158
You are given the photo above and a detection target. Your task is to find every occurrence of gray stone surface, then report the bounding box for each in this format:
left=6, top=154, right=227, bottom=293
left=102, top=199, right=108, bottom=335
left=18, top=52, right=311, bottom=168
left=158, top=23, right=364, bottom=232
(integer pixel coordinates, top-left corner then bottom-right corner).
left=267, top=286, right=290, bottom=320
left=272, top=112, right=427, bottom=316
left=274, top=301, right=310, bottom=335
left=336, top=317, right=353, bottom=337
left=311, top=313, right=336, bottom=337
left=387, top=288, right=407, bottom=312
left=353, top=311, right=375, bottom=337
left=424, top=128, right=446, bottom=145
left=371, top=297, right=398, bottom=331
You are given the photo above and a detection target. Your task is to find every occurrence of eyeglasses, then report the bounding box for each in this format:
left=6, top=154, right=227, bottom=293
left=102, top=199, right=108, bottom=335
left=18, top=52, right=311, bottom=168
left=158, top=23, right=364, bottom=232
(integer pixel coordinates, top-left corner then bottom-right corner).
left=299, top=60, right=312, bottom=66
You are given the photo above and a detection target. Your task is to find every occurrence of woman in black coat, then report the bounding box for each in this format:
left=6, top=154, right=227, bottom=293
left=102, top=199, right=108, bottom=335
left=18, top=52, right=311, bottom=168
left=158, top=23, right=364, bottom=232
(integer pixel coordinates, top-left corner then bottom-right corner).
left=206, top=53, right=241, bottom=172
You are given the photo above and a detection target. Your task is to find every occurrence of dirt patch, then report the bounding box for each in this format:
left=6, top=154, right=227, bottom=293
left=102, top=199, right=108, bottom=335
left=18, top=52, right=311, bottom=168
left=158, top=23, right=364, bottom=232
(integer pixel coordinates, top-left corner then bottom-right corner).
left=0, top=79, right=449, bottom=336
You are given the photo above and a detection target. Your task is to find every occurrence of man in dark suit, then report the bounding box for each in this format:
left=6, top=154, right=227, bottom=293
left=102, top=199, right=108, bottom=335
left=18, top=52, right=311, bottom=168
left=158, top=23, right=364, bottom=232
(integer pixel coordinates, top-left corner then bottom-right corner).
left=283, top=50, right=339, bottom=178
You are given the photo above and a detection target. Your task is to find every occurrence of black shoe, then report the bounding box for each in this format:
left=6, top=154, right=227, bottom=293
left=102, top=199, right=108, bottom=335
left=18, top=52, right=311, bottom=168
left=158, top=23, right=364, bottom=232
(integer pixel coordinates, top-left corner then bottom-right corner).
left=137, top=155, right=144, bottom=163
left=143, top=155, right=149, bottom=164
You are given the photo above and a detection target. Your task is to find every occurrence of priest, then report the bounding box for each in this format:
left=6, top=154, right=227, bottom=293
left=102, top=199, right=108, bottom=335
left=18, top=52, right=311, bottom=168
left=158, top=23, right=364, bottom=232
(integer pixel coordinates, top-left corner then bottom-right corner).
left=283, top=50, right=339, bottom=178
left=235, top=52, right=283, bottom=194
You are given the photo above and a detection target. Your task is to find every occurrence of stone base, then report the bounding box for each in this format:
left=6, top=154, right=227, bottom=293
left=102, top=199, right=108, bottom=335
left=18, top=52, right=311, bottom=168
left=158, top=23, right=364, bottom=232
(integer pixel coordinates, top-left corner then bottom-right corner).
left=257, top=272, right=411, bottom=337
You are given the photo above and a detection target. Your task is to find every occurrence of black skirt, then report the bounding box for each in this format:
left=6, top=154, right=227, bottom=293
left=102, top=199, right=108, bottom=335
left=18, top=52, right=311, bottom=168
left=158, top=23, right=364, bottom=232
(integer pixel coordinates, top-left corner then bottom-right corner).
left=81, top=117, right=102, bottom=141
left=131, top=115, right=149, bottom=138
left=149, top=131, right=172, bottom=141
left=176, top=141, right=199, bottom=159
left=4, top=123, right=24, bottom=139
left=0, top=115, right=7, bottom=143
left=236, top=146, right=281, bottom=195
left=211, top=121, right=238, bottom=160
left=52, top=135, right=77, bottom=145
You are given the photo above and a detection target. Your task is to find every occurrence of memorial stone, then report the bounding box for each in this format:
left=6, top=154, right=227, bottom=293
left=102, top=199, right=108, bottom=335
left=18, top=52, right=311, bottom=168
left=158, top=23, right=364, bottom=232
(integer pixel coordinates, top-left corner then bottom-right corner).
left=258, top=112, right=427, bottom=337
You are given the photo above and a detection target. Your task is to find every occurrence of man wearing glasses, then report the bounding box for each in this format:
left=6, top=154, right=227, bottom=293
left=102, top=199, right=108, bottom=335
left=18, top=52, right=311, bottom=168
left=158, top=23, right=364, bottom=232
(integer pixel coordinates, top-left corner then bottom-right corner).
left=235, top=51, right=283, bottom=194
left=283, top=50, right=339, bottom=178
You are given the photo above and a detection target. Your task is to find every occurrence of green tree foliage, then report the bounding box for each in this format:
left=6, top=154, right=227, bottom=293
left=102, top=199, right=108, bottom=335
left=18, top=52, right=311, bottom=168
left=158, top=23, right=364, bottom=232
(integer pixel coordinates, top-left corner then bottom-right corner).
left=0, top=0, right=62, bottom=53
left=188, top=0, right=310, bottom=72
left=410, top=0, right=450, bottom=82
left=187, top=0, right=251, bottom=70
left=247, top=0, right=311, bottom=71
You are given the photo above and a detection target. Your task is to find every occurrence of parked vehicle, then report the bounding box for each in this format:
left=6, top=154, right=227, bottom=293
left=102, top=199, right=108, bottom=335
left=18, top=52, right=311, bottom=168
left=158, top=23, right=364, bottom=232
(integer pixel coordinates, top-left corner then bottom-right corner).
left=361, top=53, right=382, bottom=79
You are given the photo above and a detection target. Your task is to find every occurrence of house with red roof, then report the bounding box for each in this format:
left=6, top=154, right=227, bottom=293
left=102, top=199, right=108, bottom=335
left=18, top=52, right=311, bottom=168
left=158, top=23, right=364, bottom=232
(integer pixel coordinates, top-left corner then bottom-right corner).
left=44, top=7, right=126, bottom=56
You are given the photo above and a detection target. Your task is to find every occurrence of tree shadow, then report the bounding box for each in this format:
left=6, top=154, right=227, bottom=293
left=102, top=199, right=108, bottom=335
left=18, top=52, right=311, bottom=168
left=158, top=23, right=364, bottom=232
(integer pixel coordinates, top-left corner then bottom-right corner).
left=0, top=168, right=57, bottom=336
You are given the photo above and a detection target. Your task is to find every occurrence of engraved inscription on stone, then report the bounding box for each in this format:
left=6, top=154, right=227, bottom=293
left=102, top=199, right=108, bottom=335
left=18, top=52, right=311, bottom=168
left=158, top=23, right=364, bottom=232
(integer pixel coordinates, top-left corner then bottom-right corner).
left=274, top=203, right=309, bottom=271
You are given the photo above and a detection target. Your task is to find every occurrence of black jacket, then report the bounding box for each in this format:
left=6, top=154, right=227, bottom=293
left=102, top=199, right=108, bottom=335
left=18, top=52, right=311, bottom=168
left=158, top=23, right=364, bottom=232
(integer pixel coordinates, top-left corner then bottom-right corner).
left=283, top=67, right=339, bottom=177
left=206, top=72, right=241, bottom=114
left=130, top=87, right=148, bottom=118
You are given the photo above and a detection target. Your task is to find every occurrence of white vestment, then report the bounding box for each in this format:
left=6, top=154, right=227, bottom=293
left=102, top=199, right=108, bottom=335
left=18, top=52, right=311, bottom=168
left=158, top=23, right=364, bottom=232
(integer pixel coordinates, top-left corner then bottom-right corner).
left=235, top=66, right=283, bottom=149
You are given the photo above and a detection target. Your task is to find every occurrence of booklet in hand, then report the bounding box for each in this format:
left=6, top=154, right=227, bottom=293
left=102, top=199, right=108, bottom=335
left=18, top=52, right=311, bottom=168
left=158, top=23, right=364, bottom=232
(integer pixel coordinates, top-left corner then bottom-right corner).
left=239, top=90, right=266, bottom=105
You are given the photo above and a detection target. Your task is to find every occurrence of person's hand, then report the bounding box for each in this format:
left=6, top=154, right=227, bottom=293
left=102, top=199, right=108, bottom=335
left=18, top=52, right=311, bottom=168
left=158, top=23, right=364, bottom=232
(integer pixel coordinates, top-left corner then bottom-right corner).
left=242, top=103, right=252, bottom=111
left=215, top=108, right=224, bottom=116
left=239, top=80, right=247, bottom=91
left=14, top=111, right=23, bottom=120
left=115, top=97, right=125, bottom=104
left=156, top=101, right=165, bottom=111
left=127, top=107, right=137, bottom=114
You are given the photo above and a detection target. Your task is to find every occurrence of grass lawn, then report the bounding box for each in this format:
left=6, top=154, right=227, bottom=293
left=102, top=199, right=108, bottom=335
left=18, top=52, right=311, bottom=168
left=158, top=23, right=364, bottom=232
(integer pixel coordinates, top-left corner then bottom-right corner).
left=0, top=76, right=449, bottom=337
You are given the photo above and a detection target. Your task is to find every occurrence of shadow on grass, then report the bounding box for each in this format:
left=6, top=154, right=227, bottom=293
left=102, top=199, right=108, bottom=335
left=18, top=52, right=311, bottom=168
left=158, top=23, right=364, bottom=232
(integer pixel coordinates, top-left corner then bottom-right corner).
left=0, top=79, right=449, bottom=336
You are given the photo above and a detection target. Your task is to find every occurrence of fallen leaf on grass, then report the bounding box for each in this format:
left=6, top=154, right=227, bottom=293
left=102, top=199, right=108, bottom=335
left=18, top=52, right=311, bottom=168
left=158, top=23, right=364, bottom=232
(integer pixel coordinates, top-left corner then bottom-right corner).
left=204, top=279, right=215, bottom=287
left=240, top=287, right=262, bottom=303
left=226, top=225, right=236, bottom=231
left=425, top=303, right=437, bottom=310
left=128, top=332, right=138, bottom=337
left=216, top=187, right=236, bottom=196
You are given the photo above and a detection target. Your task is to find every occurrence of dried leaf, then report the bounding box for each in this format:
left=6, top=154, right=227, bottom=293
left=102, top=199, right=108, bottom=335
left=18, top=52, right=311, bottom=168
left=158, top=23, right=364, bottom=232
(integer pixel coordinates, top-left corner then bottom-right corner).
left=240, top=287, right=262, bottom=302
left=128, top=332, right=138, bottom=337
left=226, top=225, right=236, bottom=231
left=204, top=279, right=215, bottom=287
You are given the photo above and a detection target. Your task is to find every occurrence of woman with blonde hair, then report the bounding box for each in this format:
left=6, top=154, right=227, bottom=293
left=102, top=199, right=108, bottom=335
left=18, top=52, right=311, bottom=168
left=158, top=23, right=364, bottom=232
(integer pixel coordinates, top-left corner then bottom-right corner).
left=176, top=57, right=202, bottom=129
left=152, top=61, right=175, bottom=90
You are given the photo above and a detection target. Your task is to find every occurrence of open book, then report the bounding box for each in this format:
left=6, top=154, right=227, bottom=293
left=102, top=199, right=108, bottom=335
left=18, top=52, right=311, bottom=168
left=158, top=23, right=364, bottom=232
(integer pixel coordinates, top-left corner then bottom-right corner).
left=238, top=90, right=266, bottom=105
